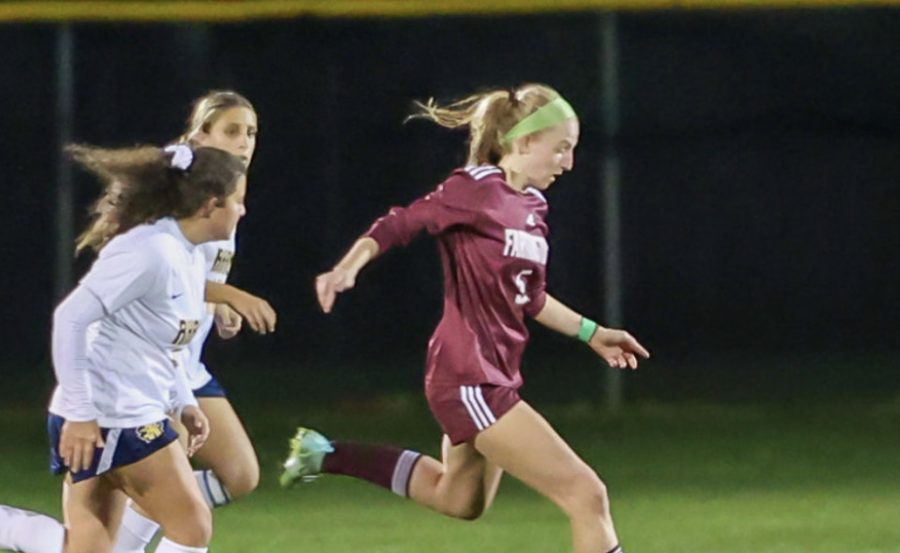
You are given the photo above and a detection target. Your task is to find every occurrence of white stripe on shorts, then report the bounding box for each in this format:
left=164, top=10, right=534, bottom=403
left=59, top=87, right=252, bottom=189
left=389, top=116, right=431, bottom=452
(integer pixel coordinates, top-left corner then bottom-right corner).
left=460, top=385, right=497, bottom=431
left=460, top=386, right=485, bottom=430
left=96, top=428, right=122, bottom=475
left=473, top=386, right=497, bottom=425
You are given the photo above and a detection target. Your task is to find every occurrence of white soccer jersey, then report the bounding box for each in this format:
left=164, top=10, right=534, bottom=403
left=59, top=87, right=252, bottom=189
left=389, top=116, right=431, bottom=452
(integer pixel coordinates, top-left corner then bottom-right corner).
left=50, top=218, right=207, bottom=427
left=184, top=232, right=236, bottom=389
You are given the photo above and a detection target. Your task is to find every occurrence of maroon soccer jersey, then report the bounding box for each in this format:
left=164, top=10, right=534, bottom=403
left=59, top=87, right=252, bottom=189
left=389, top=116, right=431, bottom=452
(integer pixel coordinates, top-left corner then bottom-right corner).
left=366, top=164, right=550, bottom=389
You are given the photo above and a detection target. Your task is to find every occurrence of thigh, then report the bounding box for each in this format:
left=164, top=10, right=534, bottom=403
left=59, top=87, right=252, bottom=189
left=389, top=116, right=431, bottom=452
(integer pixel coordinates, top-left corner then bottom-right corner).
left=63, top=474, right=128, bottom=553
left=473, top=401, right=594, bottom=507
left=192, top=397, right=258, bottom=478
left=407, top=432, right=505, bottom=520
left=111, top=440, right=209, bottom=533
left=440, top=434, right=504, bottom=509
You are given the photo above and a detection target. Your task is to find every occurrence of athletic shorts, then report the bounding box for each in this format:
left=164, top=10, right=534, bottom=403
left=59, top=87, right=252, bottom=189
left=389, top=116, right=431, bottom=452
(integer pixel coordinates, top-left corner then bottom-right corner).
left=47, top=414, right=178, bottom=483
left=192, top=375, right=227, bottom=398
left=425, top=383, right=521, bottom=445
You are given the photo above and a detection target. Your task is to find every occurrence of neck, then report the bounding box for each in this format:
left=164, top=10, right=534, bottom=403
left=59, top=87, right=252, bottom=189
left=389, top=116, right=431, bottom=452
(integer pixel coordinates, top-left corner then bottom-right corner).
left=497, top=160, right=529, bottom=192
left=176, top=217, right=210, bottom=245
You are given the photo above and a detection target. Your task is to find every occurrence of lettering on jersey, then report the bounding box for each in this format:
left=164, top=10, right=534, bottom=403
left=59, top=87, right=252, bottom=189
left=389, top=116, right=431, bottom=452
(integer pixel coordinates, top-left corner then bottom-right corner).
left=135, top=422, right=165, bottom=443
left=172, top=320, right=200, bottom=346
left=210, top=249, right=234, bottom=276
left=502, top=229, right=548, bottom=265
left=514, top=269, right=534, bottom=305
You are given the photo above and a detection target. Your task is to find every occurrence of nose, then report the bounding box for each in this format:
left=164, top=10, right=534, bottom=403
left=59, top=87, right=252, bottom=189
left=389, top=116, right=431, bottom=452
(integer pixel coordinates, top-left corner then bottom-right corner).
left=561, top=150, right=574, bottom=171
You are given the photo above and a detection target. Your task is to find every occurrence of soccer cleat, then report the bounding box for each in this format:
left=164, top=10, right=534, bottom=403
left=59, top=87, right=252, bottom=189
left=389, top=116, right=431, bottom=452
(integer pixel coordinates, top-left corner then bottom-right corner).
left=280, top=427, right=334, bottom=488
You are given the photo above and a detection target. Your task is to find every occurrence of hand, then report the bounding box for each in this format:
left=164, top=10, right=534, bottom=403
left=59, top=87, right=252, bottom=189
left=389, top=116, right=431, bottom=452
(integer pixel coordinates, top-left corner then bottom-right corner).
left=229, top=290, right=276, bottom=335
left=214, top=303, right=243, bottom=339
left=180, top=406, right=210, bottom=457
left=315, top=267, right=356, bottom=314
left=588, top=328, right=651, bottom=370
left=60, top=419, right=104, bottom=473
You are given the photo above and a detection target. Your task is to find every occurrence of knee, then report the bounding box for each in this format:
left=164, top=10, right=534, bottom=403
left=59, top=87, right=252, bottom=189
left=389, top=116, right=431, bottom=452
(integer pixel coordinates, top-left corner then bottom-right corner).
left=445, top=500, right=486, bottom=521
left=216, top=456, right=260, bottom=500
left=163, top=503, right=212, bottom=547
left=440, top=490, right=489, bottom=521
left=559, top=468, right=612, bottom=520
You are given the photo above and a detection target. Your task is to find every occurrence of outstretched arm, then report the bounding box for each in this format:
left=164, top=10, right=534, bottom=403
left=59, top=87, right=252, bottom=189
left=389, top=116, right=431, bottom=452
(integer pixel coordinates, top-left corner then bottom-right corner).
left=533, top=294, right=650, bottom=369
left=316, top=176, right=476, bottom=313
left=315, top=237, right=379, bottom=313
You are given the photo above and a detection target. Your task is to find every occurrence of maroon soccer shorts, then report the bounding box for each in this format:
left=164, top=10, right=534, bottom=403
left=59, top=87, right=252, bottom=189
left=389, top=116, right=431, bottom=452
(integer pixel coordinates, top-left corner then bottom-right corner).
left=425, top=383, right=522, bottom=445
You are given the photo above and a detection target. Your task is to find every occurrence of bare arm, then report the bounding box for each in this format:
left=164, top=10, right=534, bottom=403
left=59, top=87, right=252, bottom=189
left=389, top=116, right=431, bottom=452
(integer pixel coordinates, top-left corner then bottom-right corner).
left=533, top=293, right=650, bottom=369
left=205, top=281, right=276, bottom=334
left=315, top=237, right=380, bottom=313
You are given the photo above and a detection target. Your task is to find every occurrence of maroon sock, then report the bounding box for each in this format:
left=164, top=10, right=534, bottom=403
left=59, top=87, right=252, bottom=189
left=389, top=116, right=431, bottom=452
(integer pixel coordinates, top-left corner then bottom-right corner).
left=322, top=441, right=422, bottom=497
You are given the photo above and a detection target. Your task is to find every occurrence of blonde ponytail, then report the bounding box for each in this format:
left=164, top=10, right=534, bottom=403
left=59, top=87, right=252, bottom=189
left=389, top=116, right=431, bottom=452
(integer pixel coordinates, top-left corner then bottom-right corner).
left=408, top=83, right=567, bottom=166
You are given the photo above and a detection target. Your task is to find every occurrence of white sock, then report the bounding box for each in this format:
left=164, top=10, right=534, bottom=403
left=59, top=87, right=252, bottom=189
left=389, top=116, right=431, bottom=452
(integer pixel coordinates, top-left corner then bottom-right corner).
left=0, top=505, right=65, bottom=553
left=111, top=501, right=161, bottom=553
left=153, top=537, right=207, bottom=553
left=194, top=470, right=231, bottom=508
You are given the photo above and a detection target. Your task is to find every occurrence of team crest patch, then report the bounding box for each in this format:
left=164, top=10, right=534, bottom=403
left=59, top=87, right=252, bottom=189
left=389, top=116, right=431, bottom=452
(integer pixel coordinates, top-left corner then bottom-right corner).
left=135, top=422, right=165, bottom=443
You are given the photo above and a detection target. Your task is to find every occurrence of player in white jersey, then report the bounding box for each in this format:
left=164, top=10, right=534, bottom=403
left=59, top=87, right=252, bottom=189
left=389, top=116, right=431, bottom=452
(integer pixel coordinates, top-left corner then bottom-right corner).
left=106, top=91, right=276, bottom=553
left=0, top=143, right=246, bottom=553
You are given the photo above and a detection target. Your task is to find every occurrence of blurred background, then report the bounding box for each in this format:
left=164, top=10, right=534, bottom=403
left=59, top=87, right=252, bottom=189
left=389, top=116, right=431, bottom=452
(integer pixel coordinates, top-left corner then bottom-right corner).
left=1, top=2, right=899, bottom=551
left=2, top=0, right=897, bottom=404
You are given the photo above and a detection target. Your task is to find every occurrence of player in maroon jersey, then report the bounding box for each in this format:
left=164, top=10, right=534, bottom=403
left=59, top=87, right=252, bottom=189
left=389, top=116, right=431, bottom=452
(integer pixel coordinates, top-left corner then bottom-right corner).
left=282, top=83, right=650, bottom=553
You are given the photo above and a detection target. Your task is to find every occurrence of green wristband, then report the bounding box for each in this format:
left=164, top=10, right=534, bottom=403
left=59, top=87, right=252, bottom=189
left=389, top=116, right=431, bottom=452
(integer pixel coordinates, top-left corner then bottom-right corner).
left=577, top=317, right=598, bottom=343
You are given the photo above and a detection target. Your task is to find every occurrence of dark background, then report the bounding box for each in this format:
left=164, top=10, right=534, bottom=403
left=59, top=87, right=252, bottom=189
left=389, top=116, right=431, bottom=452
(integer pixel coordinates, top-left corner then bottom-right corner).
left=2, top=8, right=898, bottom=406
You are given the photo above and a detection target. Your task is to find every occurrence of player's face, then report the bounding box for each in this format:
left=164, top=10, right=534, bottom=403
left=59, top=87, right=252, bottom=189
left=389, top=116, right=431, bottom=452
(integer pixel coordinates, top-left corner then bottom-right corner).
left=209, top=176, right=247, bottom=240
left=522, top=119, right=579, bottom=190
left=194, top=107, right=258, bottom=167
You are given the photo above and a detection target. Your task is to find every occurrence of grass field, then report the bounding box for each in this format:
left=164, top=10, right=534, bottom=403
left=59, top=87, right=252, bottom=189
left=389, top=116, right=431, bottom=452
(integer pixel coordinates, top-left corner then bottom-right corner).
left=3, top=387, right=900, bottom=553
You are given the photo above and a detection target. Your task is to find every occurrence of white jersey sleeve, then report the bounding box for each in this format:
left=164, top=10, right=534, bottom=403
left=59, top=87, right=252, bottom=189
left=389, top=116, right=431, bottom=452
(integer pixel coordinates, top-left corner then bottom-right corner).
left=51, top=286, right=107, bottom=421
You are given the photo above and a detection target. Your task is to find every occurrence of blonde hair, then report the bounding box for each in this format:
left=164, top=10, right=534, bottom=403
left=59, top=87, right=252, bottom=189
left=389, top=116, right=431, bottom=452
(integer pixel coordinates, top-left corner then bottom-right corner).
left=409, top=83, right=567, bottom=166
left=76, top=91, right=255, bottom=254
left=180, top=90, right=256, bottom=144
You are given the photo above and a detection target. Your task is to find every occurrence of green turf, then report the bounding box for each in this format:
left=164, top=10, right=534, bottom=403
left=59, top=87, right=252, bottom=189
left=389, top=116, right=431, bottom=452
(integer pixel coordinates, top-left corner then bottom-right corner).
left=2, top=396, right=900, bottom=553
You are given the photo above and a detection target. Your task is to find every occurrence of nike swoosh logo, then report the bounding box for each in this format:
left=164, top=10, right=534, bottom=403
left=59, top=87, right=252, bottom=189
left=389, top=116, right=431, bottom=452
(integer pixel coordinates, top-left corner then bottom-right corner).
left=171, top=293, right=184, bottom=299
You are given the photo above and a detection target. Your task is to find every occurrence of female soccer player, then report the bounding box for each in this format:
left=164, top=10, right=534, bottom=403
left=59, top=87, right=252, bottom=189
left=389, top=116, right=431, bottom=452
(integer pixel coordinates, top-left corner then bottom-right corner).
left=281, top=84, right=650, bottom=553
left=107, top=91, right=275, bottom=553
left=0, top=143, right=247, bottom=553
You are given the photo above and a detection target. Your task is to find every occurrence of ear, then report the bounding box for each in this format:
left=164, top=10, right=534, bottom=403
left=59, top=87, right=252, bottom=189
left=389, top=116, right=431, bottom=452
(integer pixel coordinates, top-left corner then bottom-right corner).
left=191, top=131, right=209, bottom=146
left=515, top=135, right=533, bottom=155
left=197, top=196, right=219, bottom=219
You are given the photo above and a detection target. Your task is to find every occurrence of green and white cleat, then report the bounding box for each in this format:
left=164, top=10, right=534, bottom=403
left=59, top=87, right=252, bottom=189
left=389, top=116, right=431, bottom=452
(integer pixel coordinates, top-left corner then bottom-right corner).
left=280, top=427, right=334, bottom=488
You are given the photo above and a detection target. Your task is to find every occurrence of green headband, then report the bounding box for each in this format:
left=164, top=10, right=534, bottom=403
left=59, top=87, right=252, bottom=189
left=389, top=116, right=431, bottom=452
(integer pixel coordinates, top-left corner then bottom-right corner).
left=502, top=96, right=577, bottom=144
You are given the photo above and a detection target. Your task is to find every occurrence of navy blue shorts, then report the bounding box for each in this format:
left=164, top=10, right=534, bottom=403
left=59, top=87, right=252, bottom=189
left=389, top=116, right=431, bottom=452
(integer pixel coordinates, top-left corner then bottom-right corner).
left=48, top=414, right=179, bottom=483
left=193, top=376, right=227, bottom=398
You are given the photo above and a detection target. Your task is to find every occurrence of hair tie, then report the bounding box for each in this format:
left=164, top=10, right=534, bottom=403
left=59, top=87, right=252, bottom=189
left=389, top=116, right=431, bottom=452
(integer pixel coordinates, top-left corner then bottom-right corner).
left=164, top=143, right=194, bottom=172
left=507, top=89, right=519, bottom=107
